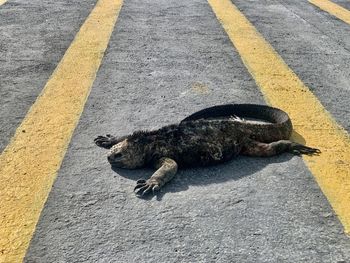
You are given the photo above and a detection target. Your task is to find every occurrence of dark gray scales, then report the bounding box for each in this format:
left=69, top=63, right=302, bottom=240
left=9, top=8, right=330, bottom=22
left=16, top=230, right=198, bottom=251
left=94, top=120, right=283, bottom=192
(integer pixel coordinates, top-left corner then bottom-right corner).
left=94, top=104, right=320, bottom=197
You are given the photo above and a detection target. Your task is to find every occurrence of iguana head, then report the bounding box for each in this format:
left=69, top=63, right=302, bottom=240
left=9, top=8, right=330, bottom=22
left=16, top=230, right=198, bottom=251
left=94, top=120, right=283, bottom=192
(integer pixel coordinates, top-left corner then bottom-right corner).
left=107, top=139, right=146, bottom=169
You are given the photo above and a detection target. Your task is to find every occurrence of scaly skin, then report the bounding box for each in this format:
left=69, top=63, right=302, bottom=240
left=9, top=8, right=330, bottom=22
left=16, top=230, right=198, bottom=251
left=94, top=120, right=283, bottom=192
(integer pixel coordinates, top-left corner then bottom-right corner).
left=181, top=103, right=293, bottom=143
left=95, top=104, right=320, bottom=197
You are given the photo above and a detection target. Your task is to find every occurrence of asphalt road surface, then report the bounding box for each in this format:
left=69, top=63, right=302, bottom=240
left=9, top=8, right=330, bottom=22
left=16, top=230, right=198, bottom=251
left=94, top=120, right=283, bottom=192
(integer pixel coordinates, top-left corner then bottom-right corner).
left=0, top=0, right=350, bottom=262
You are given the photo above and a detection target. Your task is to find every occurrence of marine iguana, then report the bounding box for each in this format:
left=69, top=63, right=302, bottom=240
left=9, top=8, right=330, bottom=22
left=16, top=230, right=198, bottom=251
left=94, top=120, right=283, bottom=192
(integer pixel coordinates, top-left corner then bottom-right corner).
left=94, top=104, right=320, bottom=196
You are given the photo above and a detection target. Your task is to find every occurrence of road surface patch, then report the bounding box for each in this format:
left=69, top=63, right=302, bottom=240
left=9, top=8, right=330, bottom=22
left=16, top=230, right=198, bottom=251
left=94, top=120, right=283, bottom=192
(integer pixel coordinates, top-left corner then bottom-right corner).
left=309, top=0, right=350, bottom=24
left=208, top=0, right=350, bottom=234
left=191, top=82, right=211, bottom=95
left=0, top=0, right=123, bottom=262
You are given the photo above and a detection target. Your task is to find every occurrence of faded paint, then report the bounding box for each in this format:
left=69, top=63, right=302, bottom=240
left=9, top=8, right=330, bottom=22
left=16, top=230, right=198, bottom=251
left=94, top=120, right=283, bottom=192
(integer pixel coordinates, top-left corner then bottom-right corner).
left=309, top=0, right=350, bottom=25
left=208, top=0, right=350, bottom=234
left=0, top=0, right=123, bottom=262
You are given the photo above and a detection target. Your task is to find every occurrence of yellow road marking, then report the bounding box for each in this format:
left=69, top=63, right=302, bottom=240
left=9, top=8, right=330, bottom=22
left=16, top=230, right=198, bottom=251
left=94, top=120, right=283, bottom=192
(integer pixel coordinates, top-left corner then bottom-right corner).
left=0, top=0, right=7, bottom=6
left=208, top=0, right=350, bottom=234
left=310, top=0, right=350, bottom=24
left=0, top=0, right=123, bottom=261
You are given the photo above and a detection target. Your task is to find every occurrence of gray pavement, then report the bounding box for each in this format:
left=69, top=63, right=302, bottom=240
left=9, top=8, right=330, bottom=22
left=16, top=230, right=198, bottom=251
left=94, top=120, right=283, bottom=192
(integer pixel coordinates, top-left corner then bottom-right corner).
left=0, top=0, right=97, bottom=152
left=0, top=0, right=349, bottom=262
left=234, top=0, right=350, bottom=132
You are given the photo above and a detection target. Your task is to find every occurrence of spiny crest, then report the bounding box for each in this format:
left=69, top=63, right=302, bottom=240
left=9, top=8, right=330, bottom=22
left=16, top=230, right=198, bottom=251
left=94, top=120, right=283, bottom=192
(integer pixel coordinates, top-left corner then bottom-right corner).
left=127, top=130, right=150, bottom=141
left=128, top=124, right=180, bottom=141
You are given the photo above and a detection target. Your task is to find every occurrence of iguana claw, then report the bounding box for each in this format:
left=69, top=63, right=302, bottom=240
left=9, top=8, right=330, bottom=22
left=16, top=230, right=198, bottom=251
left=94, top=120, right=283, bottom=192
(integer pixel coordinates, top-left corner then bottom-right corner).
left=290, top=143, right=321, bottom=156
left=134, top=179, right=160, bottom=197
left=94, top=134, right=115, bottom=148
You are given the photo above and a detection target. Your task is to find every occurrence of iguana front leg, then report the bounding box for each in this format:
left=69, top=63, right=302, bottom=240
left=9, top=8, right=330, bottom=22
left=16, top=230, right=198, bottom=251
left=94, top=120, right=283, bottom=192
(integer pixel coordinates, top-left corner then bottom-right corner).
left=94, top=134, right=126, bottom=149
left=241, top=139, right=320, bottom=157
left=134, top=157, right=178, bottom=197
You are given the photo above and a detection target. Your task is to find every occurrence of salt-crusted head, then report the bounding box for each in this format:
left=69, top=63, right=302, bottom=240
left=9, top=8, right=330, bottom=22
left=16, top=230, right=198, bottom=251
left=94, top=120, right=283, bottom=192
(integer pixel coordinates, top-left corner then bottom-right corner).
left=107, top=138, right=147, bottom=169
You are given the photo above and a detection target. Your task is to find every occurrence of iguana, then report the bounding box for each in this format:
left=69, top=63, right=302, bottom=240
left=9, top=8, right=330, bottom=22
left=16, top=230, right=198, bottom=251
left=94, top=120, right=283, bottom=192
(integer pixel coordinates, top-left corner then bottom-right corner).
left=94, top=104, right=320, bottom=197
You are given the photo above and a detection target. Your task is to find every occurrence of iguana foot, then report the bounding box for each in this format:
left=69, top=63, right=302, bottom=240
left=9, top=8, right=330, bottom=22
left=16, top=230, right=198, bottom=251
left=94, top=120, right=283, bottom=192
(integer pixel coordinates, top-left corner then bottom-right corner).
left=289, top=143, right=321, bottom=156
left=241, top=139, right=320, bottom=157
left=94, top=134, right=116, bottom=148
left=134, top=179, right=161, bottom=197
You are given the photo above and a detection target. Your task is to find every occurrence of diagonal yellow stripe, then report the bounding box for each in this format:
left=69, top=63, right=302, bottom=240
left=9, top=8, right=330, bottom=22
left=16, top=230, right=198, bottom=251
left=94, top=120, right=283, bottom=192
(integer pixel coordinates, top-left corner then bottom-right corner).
left=310, top=0, right=350, bottom=25
left=0, top=0, right=123, bottom=262
left=208, top=0, right=350, bottom=234
left=0, top=0, right=7, bottom=6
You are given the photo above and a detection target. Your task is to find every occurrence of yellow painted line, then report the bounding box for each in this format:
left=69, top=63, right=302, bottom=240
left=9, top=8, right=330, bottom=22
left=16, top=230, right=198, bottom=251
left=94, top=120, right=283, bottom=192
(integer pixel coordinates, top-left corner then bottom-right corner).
left=310, top=0, right=350, bottom=25
left=0, top=0, right=8, bottom=6
left=0, top=0, right=123, bottom=261
left=208, top=0, right=350, bottom=234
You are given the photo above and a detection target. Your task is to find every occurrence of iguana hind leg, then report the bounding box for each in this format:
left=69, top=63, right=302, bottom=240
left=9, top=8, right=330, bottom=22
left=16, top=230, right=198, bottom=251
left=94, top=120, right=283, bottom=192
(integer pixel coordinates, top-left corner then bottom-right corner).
left=241, top=139, right=320, bottom=157
left=134, top=157, right=178, bottom=197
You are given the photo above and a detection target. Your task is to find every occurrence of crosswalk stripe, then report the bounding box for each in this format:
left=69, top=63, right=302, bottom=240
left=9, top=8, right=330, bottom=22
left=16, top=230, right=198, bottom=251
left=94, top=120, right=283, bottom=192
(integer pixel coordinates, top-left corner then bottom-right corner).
left=208, top=0, right=350, bottom=234
left=0, top=0, right=123, bottom=262
left=310, top=0, right=350, bottom=25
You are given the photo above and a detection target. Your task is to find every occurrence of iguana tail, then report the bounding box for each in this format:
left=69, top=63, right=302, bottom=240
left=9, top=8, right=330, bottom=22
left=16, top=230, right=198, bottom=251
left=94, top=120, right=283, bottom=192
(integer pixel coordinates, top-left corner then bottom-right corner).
left=181, top=104, right=293, bottom=143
